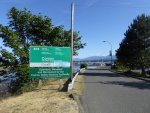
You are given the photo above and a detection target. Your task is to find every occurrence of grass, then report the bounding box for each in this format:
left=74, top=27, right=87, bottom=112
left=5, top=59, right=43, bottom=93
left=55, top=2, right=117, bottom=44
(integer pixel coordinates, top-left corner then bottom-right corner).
left=0, top=78, right=78, bottom=113
left=0, top=67, right=85, bottom=113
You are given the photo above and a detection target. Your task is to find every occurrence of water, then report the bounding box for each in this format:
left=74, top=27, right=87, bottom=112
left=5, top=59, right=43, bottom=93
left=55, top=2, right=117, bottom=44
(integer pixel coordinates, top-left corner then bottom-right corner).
left=73, top=65, right=97, bottom=70
left=73, top=65, right=80, bottom=70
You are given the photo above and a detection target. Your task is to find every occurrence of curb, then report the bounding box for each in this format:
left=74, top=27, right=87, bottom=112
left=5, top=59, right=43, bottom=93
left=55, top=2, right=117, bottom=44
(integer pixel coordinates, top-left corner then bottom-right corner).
left=71, top=94, right=84, bottom=113
left=68, top=68, right=85, bottom=113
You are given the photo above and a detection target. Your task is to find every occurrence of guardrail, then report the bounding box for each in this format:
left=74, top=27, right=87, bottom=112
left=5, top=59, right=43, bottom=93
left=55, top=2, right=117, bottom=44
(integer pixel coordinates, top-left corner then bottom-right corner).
left=68, top=68, right=85, bottom=91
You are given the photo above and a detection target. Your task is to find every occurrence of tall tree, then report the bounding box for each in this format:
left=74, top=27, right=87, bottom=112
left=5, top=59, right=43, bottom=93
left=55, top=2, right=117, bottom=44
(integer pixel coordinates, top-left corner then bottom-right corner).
left=0, top=7, right=86, bottom=66
left=116, top=14, right=150, bottom=76
left=0, top=7, right=86, bottom=94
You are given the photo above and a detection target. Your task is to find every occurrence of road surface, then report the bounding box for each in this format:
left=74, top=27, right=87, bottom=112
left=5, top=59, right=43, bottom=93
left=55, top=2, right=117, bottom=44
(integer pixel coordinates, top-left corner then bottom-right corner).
left=80, top=66, right=150, bottom=113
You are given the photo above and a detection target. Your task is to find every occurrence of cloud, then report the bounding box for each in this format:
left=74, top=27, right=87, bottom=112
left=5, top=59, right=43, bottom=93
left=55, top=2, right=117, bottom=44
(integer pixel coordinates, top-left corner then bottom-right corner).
left=62, top=10, right=70, bottom=14
left=84, top=0, right=99, bottom=7
left=0, top=0, right=31, bottom=4
left=95, top=52, right=105, bottom=56
left=54, top=21, right=65, bottom=26
left=119, top=2, right=132, bottom=5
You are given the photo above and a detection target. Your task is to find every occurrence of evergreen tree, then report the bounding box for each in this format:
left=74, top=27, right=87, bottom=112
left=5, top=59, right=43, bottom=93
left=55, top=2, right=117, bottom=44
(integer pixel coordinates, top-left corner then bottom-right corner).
left=116, top=14, right=150, bottom=76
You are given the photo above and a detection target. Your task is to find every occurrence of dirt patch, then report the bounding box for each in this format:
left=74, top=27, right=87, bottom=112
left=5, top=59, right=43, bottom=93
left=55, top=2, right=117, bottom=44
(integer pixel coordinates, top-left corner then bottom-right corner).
left=0, top=79, right=78, bottom=113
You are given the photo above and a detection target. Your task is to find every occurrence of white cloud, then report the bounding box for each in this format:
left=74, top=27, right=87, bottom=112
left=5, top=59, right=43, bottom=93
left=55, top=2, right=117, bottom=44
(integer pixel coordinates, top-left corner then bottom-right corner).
left=62, top=10, right=70, bottom=14
left=95, top=52, right=106, bottom=56
left=119, top=2, right=132, bottom=5
left=0, top=0, right=31, bottom=4
left=54, top=21, right=65, bottom=26
left=84, top=0, right=99, bottom=7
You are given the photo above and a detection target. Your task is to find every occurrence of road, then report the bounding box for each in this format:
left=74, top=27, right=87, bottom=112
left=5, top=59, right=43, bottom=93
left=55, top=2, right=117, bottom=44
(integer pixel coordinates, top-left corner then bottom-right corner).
left=80, top=66, right=150, bottom=113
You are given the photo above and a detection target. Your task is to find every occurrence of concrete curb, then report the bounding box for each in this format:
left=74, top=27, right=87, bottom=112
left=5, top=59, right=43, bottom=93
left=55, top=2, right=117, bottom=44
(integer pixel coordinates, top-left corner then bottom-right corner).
left=71, top=94, right=84, bottom=113
left=68, top=68, right=85, bottom=113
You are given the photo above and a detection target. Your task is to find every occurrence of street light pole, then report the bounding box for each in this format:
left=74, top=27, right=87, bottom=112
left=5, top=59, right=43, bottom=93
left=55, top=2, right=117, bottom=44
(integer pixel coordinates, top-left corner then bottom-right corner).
left=103, top=41, right=112, bottom=66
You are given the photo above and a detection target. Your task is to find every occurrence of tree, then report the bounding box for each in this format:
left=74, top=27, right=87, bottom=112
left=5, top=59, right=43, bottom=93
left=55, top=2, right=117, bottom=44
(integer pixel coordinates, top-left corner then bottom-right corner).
left=116, top=14, right=150, bottom=76
left=0, top=7, right=86, bottom=94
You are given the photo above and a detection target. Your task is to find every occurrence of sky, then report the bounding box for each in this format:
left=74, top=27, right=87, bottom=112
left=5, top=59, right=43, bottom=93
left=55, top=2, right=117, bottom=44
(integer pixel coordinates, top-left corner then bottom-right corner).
left=0, top=0, right=150, bottom=58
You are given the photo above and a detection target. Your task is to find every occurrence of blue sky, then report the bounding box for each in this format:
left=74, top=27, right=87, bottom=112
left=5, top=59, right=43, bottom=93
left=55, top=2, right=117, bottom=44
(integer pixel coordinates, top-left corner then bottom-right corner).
left=0, top=0, right=150, bottom=58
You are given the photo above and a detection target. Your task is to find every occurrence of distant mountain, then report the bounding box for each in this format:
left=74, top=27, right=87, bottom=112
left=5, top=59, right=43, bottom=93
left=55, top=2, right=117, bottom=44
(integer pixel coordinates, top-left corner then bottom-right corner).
left=73, top=55, right=116, bottom=61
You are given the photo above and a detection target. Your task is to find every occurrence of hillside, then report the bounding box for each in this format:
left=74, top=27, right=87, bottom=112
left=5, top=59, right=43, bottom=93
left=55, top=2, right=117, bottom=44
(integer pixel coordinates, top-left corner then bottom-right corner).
left=73, top=55, right=116, bottom=62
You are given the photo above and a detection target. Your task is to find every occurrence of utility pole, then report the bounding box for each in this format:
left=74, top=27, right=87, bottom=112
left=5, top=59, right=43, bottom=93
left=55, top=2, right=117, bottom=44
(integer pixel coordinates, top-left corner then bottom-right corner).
left=103, top=41, right=113, bottom=66
left=71, top=3, right=74, bottom=80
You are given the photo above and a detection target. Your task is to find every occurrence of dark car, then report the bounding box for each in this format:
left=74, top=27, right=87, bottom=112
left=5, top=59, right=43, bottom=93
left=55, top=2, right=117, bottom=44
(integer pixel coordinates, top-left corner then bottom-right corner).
left=146, top=70, right=150, bottom=75
left=0, top=70, right=7, bottom=75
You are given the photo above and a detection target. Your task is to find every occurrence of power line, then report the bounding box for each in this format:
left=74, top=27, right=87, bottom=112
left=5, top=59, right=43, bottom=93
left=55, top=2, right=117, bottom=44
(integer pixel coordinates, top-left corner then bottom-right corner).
left=75, top=4, right=150, bottom=9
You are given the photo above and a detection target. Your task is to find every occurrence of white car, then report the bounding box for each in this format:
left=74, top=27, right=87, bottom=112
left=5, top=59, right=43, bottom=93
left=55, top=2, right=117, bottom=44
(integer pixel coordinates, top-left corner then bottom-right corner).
left=0, top=76, right=4, bottom=82
left=8, top=72, right=17, bottom=77
left=9, top=76, right=19, bottom=82
left=3, top=75, right=10, bottom=81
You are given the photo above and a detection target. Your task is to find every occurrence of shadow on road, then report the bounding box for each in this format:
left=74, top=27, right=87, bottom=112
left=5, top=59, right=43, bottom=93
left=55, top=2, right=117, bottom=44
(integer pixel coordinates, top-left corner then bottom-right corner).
left=99, top=81, right=150, bottom=90
left=82, top=71, right=119, bottom=77
left=82, top=68, right=150, bottom=90
left=87, top=68, right=110, bottom=70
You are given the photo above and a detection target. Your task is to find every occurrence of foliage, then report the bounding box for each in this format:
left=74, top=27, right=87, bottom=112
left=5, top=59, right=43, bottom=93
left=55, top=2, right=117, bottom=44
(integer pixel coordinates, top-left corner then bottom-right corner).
left=0, top=7, right=86, bottom=94
left=111, top=60, right=129, bottom=71
left=111, top=65, right=128, bottom=71
left=116, top=14, right=150, bottom=76
left=123, top=71, right=142, bottom=77
left=80, top=63, right=87, bottom=69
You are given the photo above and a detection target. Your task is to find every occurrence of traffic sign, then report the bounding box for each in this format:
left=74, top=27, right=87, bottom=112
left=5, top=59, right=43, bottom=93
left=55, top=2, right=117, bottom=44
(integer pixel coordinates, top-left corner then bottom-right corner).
left=29, top=46, right=71, bottom=78
left=30, top=46, right=70, bottom=67
left=30, top=67, right=70, bottom=78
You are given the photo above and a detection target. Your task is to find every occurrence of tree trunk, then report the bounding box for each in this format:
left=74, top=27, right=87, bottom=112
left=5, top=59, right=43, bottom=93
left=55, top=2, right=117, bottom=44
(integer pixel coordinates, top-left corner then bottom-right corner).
left=141, top=67, right=146, bottom=76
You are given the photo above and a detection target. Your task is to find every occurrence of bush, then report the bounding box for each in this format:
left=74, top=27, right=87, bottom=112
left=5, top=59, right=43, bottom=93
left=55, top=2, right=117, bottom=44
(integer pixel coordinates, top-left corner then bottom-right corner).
left=124, top=70, right=141, bottom=77
left=8, top=64, right=31, bottom=95
left=124, top=70, right=132, bottom=74
left=111, top=64, right=129, bottom=72
left=80, top=63, right=87, bottom=69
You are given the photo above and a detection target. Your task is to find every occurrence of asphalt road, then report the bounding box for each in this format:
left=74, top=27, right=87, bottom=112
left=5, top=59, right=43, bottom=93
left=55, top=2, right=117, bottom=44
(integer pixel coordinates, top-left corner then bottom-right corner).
left=80, top=66, right=150, bottom=113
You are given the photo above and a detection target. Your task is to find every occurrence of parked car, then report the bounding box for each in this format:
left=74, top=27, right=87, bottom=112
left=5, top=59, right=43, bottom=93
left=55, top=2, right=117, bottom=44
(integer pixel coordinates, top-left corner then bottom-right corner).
left=146, top=70, right=150, bottom=75
left=8, top=72, right=17, bottom=77
left=10, top=76, right=19, bottom=82
left=3, top=75, right=10, bottom=81
left=0, top=76, right=4, bottom=82
left=0, top=70, right=7, bottom=75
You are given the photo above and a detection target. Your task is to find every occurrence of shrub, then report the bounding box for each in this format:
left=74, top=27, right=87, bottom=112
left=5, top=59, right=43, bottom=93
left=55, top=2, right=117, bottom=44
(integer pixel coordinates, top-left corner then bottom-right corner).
left=80, top=63, right=87, bottom=69
left=8, top=64, right=31, bottom=95
left=124, top=70, right=132, bottom=74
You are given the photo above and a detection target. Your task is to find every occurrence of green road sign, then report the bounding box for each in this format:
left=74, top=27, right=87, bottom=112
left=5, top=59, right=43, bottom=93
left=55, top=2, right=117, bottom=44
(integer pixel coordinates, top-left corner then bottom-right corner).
left=29, top=46, right=71, bottom=78
left=30, top=46, right=70, bottom=67
left=30, top=67, right=70, bottom=78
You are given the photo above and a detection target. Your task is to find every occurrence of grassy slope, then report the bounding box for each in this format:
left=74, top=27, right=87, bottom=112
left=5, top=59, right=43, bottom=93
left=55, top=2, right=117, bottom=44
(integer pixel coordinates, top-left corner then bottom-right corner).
left=0, top=79, right=78, bottom=113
